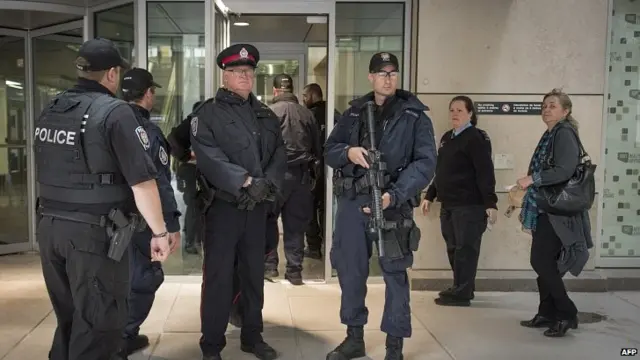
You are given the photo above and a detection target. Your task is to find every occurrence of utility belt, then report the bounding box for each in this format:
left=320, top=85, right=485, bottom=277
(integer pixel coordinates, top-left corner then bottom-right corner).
left=366, top=216, right=421, bottom=260
left=333, top=171, right=393, bottom=198
left=38, top=207, right=146, bottom=262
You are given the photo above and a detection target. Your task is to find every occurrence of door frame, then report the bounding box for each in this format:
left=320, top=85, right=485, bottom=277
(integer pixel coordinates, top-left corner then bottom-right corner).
left=221, top=0, right=335, bottom=282
left=26, top=20, right=85, bottom=253
left=257, top=53, right=306, bottom=100
left=0, top=28, right=30, bottom=255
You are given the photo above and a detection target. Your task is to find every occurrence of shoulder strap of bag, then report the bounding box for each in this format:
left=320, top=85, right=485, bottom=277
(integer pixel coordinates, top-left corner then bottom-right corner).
left=547, top=122, right=590, bottom=165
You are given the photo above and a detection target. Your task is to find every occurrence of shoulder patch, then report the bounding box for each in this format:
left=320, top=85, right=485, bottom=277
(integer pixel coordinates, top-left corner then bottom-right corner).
left=135, top=126, right=150, bottom=150
left=404, top=109, right=420, bottom=118
left=191, top=116, right=198, bottom=137
left=478, top=128, right=491, bottom=141
left=159, top=146, right=169, bottom=166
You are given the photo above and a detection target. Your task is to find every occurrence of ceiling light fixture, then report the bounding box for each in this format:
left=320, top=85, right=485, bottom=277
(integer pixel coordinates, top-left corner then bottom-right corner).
left=233, top=21, right=250, bottom=26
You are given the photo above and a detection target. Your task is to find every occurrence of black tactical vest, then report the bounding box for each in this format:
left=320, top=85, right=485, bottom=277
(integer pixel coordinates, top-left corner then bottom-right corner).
left=34, top=92, right=130, bottom=205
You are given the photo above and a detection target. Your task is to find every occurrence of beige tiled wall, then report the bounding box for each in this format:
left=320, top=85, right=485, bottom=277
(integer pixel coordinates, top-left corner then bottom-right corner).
left=414, top=0, right=608, bottom=95
left=410, top=0, right=608, bottom=270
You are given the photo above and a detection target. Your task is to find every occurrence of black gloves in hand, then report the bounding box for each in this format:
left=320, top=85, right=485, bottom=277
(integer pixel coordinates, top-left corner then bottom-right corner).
left=237, top=190, right=256, bottom=210
left=246, top=178, right=272, bottom=202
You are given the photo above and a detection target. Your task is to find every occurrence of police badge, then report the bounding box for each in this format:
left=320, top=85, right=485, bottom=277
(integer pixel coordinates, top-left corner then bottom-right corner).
left=191, top=116, right=198, bottom=137
left=380, top=52, right=390, bottom=62
left=135, top=126, right=150, bottom=150
left=159, top=146, right=169, bottom=166
left=240, top=47, right=248, bottom=59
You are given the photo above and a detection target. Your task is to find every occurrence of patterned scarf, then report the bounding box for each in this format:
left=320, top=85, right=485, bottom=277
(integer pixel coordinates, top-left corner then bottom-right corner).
left=519, top=130, right=552, bottom=232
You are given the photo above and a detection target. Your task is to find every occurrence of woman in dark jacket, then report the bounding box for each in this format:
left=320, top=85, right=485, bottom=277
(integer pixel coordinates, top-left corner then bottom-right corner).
left=421, top=95, right=498, bottom=307
left=517, top=88, right=592, bottom=338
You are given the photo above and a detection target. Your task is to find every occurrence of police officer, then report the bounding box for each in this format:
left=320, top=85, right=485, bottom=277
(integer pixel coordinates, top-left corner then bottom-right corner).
left=191, top=44, right=286, bottom=360
left=168, top=101, right=203, bottom=255
left=120, top=68, right=182, bottom=355
left=34, top=38, right=171, bottom=360
left=324, top=52, right=437, bottom=360
left=264, top=74, right=321, bottom=284
left=301, top=83, right=340, bottom=259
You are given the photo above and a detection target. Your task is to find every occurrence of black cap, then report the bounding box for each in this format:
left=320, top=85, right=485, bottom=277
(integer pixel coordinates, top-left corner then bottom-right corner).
left=273, top=74, right=293, bottom=91
left=216, top=44, right=260, bottom=69
left=75, top=38, right=129, bottom=72
left=121, top=68, right=162, bottom=94
left=369, top=52, right=399, bottom=73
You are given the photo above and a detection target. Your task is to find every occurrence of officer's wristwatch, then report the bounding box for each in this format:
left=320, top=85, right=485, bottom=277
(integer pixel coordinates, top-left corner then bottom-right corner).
left=152, top=231, right=168, bottom=238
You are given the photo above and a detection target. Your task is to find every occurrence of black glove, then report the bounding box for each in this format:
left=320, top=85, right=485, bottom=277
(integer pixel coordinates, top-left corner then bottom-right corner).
left=237, top=190, right=256, bottom=210
left=246, top=178, right=272, bottom=202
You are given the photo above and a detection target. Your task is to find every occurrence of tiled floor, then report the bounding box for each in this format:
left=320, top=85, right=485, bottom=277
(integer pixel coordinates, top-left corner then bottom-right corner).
left=2, top=253, right=640, bottom=360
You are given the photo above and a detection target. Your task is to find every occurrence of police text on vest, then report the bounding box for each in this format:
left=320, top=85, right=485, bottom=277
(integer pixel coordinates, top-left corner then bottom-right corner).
left=34, top=127, right=76, bottom=146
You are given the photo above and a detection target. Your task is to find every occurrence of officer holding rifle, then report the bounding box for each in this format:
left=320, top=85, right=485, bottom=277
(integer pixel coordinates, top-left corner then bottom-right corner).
left=323, top=52, right=437, bottom=360
left=34, top=38, right=171, bottom=360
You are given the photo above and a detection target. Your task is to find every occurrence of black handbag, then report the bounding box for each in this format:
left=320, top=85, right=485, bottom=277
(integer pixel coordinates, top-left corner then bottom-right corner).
left=535, top=125, right=597, bottom=216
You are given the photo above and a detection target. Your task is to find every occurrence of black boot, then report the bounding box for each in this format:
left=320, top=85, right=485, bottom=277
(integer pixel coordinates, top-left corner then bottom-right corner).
left=384, top=335, right=403, bottom=360
left=326, top=326, right=366, bottom=360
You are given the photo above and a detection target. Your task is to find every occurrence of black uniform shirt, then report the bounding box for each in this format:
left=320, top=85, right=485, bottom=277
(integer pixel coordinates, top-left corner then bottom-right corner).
left=40, top=78, right=158, bottom=215
left=424, top=126, right=497, bottom=209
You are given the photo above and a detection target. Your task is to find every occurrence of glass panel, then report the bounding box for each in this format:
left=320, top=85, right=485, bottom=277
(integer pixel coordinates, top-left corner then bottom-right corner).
left=602, top=0, right=640, bottom=261
left=254, top=59, right=300, bottom=104
left=215, top=7, right=226, bottom=88
left=333, top=2, right=406, bottom=276
left=148, top=1, right=205, bottom=275
left=0, top=35, right=29, bottom=246
left=307, top=46, right=328, bottom=99
left=95, top=3, right=135, bottom=100
left=33, top=35, right=81, bottom=115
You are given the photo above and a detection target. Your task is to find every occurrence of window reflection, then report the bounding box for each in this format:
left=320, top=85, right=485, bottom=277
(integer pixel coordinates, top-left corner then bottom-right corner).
left=147, top=1, right=205, bottom=275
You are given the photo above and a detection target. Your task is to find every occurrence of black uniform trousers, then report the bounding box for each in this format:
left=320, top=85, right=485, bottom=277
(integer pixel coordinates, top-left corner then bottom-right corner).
left=124, top=228, right=164, bottom=339
left=38, top=215, right=129, bottom=360
left=439, top=205, right=487, bottom=299
left=178, top=163, right=200, bottom=250
left=531, top=213, right=578, bottom=321
left=305, top=166, right=325, bottom=252
left=264, top=166, right=314, bottom=274
left=200, top=199, right=267, bottom=355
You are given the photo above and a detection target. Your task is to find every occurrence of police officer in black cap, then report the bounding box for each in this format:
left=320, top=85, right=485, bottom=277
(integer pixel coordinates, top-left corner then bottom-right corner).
left=264, top=73, right=321, bottom=285
left=325, top=52, right=437, bottom=360
left=191, top=43, right=286, bottom=360
left=34, top=38, right=172, bottom=360
left=120, top=67, right=182, bottom=355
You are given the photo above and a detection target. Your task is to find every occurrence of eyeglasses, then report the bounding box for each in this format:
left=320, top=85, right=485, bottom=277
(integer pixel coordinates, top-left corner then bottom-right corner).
left=374, top=71, right=400, bottom=79
left=225, top=68, right=255, bottom=77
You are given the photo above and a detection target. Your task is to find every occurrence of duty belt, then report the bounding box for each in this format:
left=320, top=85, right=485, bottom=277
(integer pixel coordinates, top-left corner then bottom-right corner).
left=39, top=208, right=109, bottom=227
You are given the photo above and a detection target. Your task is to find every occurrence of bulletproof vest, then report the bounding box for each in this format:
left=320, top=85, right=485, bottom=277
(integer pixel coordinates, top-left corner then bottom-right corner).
left=34, top=92, right=130, bottom=205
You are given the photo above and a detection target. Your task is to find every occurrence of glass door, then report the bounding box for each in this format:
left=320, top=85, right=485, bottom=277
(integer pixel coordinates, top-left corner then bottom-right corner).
left=28, top=21, right=84, bottom=252
left=253, top=54, right=305, bottom=104
left=0, top=29, right=30, bottom=255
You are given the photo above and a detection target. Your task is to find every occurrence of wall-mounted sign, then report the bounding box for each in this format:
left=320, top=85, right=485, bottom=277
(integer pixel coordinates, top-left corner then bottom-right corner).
left=475, top=102, right=543, bottom=115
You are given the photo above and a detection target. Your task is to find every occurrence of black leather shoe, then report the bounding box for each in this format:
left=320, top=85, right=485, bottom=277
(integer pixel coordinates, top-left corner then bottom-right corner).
left=520, top=314, right=555, bottom=328
left=543, top=318, right=578, bottom=337
left=439, top=288, right=475, bottom=300
left=202, top=354, right=222, bottom=360
left=434, top=296, right=470, bottom=307
left=285, top=272, right=303, bottom=286
left=241, top=341, right=278, bottom=360
left=125, top=334, right=149, bottom=355
left=264, top=269, right=279, bottom=279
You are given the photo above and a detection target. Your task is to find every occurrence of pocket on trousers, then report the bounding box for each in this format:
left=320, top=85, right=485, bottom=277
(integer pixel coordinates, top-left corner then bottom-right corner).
left=88, top=276, right=128, bottom=332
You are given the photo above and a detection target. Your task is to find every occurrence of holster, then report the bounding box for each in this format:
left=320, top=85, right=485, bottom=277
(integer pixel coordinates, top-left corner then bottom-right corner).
left=196, top=172, right=216, bottom=214
left=106, top=209, right=142, bottom=262
left=370, top=217, right=420, bottom=259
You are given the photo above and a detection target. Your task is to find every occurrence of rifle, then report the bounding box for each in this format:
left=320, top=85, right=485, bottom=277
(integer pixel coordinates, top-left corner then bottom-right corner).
left=363, top=101, right=386, bottom=258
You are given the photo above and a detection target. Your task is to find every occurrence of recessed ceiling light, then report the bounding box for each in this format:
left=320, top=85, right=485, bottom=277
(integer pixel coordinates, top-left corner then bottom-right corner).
left=233, top=21, right=250, bottom=26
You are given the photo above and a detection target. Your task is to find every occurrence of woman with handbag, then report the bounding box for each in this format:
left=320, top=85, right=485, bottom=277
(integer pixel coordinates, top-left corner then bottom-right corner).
left=516, top=88, right=594, bottom=338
